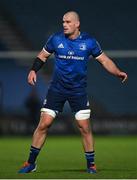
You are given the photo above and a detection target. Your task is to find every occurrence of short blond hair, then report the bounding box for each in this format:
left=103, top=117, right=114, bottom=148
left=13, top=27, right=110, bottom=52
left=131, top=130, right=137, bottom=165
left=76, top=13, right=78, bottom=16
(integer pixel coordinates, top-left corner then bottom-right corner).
left=63, top=11, right=80, bottom=22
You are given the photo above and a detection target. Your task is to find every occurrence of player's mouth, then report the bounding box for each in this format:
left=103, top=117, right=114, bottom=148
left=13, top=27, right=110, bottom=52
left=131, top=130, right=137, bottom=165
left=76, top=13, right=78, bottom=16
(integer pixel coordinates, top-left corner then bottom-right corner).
left=64, top=28, right=69, bottom=33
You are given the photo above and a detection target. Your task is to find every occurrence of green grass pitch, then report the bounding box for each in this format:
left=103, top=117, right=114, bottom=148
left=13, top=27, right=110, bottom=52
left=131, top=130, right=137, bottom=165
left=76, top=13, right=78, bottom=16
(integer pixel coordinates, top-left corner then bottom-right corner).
left=0, top=135, right=136, bottom=179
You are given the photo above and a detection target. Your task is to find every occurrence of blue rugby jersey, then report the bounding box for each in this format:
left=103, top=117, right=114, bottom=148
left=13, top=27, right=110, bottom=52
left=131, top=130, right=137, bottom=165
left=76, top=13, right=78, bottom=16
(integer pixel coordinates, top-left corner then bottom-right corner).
left=43, top=32, right=102, bottom=94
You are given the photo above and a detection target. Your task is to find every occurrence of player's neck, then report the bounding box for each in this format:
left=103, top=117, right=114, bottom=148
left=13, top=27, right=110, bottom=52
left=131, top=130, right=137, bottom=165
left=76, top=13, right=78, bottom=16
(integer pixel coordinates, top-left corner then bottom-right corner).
left=68, top=31, right=80, bottom=40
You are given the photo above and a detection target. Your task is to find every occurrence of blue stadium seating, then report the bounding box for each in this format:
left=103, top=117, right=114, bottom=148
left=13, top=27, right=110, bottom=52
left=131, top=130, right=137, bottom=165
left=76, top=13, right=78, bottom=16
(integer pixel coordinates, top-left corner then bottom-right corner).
left=0, top=59, right=47, bottom=114
left=0, top=0, right=137, bottom=116
left=0, top=0, right=137, bottom=50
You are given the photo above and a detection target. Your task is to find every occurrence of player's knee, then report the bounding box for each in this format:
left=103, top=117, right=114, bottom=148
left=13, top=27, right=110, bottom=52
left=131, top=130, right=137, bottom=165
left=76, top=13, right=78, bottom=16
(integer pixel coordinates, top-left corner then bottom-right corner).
left=37, top=108, right=57, bottom=132
left=36, top=120, right=51, bottom=134
left=81, top=125, right=91, bottom=135
left=77, top=122, right=91, bottom=135
left=38, top=120, right=50, bottom=130
left=40, top=108, right=57, bottom=118
left=75, top=109, right=91, bottom=120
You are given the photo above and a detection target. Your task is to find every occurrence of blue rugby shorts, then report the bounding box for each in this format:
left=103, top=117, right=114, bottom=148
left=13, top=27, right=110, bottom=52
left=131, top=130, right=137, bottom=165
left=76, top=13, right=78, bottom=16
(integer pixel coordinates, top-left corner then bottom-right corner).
left=42, top=89, right=90, bottom=112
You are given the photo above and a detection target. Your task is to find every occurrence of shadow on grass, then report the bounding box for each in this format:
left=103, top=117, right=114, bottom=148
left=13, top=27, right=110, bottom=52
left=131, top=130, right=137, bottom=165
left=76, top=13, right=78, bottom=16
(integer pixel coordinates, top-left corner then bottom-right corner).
left=40, top=169, right=86, bottom=173
left=98, top=168, right=136, bottom=172
left=40, top=168, right=136, bottom=173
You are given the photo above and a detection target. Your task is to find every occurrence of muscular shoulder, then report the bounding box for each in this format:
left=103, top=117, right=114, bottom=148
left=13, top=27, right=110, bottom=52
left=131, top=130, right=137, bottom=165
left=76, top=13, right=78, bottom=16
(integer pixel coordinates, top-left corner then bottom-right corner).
left=50, top=31, right=64, bottom=42
left=82, top=33, right=102, bottom=53
left=81, top=32, right=97, bottom=44
left=80, top=32, right=102, bottom=57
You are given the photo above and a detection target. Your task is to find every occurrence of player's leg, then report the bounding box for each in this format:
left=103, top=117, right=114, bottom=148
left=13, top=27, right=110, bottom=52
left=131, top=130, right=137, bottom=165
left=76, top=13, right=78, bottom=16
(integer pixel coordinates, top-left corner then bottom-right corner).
left=18, top=110, right=56, bottom=173
left=18, top=89, right=65, bottom=173
left=75, top=111, right=96, bottom=174
left=69, top=94, right=96, bottom=173
left=75, top=117, right=94, bottom=152
left=32, top=110, right=55, bottom=148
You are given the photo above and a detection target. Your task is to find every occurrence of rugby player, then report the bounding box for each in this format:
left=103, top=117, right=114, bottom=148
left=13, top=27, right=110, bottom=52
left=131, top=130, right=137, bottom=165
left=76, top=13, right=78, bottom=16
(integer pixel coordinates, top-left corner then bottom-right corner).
left=18, top=11, right=128, bottom=174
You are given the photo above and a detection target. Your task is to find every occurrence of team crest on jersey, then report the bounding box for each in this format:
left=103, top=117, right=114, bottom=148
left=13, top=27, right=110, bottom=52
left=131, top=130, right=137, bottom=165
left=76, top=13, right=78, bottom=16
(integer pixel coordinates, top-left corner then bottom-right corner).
left=87, top=101, right=89, bottom=106
left=68, top=50, right=74, bottom=55
left=79, top=43, right=86, bottom=50
left=43, top=99, right=47, bottom=105
left=58, top=43, right=64, bottom=48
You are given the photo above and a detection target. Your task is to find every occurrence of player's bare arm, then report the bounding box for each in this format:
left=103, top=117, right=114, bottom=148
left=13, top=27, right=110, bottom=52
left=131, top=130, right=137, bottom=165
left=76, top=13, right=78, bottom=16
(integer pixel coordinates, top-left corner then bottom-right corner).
left=96, top=52, right=128, bottom=83
left=28, top=49, right=51, bottom=85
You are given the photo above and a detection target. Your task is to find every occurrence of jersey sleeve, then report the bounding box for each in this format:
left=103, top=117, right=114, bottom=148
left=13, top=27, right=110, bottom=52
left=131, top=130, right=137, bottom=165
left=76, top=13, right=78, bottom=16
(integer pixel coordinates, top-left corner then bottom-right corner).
left=90, top=38, right=103, bottom=58
left=43, top=35, right=55, bottom=53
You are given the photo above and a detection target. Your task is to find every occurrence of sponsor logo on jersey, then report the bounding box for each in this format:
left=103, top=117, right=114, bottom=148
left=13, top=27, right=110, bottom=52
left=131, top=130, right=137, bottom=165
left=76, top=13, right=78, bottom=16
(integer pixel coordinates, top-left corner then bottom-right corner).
left=58, top=43, right=64, bottom=48
left=79, top=43, right=86, bottom=50
left=58, top=54, right=84, bottom=60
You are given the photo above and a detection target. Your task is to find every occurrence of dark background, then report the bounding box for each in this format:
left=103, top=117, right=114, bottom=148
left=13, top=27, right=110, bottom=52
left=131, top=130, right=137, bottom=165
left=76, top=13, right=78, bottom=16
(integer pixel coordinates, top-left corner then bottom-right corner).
left=0, top=0, right=137, bottom=135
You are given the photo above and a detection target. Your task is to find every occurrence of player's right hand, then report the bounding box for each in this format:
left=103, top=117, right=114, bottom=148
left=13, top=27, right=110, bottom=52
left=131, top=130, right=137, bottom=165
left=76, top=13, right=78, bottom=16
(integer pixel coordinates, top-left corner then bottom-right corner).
left=117, top=71, right=128, bottom=83
left=28, top=70, right=37, bottom=85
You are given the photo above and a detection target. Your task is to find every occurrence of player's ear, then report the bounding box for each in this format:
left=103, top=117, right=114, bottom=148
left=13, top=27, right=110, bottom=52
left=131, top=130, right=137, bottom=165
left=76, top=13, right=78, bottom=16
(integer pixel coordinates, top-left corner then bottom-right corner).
left=76, top=21, right=80, bottom=28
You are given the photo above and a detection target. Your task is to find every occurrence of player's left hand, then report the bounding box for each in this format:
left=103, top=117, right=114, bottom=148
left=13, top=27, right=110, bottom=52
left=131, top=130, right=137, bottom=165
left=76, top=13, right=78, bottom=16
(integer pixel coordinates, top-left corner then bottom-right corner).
left=118, top=72, right=128, bottom=83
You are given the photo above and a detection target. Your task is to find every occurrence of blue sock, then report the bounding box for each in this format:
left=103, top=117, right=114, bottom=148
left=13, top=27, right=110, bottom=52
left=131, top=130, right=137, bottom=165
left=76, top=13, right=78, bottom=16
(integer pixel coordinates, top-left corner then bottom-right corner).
left=28, top=146, right=41, bottom=164
left=85, top=151, right=95, bottom=168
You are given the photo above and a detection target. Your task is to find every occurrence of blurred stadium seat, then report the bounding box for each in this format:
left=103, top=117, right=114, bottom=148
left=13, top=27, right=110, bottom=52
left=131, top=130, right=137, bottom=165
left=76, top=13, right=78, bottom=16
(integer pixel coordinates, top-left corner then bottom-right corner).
left=0, top=0, right=137, bottom=135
